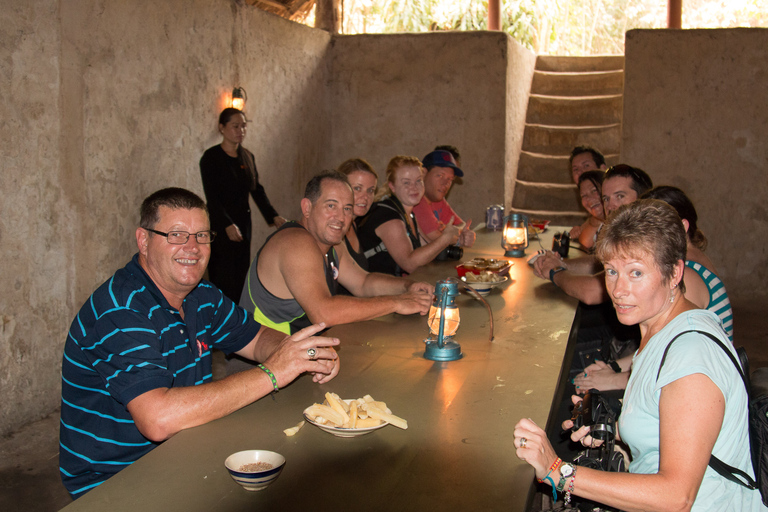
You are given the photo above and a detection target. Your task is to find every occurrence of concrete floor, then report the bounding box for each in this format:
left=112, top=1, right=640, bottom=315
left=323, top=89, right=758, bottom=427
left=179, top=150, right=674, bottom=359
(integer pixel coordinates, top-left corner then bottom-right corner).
left=2, top=302, right=765, bottom=512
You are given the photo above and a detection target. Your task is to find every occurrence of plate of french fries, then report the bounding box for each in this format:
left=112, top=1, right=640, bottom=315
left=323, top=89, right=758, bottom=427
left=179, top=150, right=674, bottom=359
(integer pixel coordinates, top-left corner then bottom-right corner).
left=303, top=393, right=408, bottom=438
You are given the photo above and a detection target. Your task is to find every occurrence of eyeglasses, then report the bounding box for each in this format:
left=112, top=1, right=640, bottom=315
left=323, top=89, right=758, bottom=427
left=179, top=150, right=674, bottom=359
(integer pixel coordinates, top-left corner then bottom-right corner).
left=145, top=228, right=216, bottom=244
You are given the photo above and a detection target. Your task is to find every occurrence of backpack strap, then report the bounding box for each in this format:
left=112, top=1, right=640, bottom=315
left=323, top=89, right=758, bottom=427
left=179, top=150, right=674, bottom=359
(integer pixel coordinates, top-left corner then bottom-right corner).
left=656, top=330, right=757, bottom=490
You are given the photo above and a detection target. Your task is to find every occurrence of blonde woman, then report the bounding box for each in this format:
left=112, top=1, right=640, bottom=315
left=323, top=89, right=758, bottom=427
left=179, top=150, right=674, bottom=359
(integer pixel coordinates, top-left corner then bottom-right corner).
left=357, top=156, right=460, bottom=276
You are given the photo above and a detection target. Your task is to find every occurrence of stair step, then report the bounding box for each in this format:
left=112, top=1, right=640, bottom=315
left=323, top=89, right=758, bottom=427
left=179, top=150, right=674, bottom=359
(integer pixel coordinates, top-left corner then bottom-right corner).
left=526, top=95, right=623, bottom=126
left=517, top=151, right=620, bottom=183
left=522, top=123, right=621, bottom=156
left=531, top=69, right=624, bottom=96
left=506, top=208, right=586, bottom=229
left=536, top=55, right=625, bottom=73
left=511, top=180, right=582, bottom=212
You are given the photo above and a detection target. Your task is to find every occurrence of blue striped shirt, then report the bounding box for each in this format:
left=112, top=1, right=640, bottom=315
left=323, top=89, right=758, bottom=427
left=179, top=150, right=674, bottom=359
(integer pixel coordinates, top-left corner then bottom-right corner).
left=59, top=254, right=261, bottom=497
left=685, top=260, right=734, bottom=342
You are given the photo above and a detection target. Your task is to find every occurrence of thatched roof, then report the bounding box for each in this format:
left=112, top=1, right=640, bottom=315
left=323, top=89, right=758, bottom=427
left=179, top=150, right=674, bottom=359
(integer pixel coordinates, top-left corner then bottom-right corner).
left=244, top=0, right=315, bottom=23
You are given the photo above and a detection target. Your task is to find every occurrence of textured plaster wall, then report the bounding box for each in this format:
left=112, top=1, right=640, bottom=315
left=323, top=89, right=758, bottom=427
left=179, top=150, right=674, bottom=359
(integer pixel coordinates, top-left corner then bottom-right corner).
left=504, top=42, right=537, bottom=210
left=1, top=0, right=66, bottom=437
left=2, top=2, right=533, bottom=436
left=328, top=32, right=533, bottom=225
left=0, top=0, right=330, bottom=436
left=622, top=28, right=768, bottom=300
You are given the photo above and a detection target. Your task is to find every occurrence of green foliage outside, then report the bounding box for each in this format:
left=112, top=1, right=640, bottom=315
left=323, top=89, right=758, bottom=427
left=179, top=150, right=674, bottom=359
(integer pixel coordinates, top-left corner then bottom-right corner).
left=337, top=0, right=768, bottom=55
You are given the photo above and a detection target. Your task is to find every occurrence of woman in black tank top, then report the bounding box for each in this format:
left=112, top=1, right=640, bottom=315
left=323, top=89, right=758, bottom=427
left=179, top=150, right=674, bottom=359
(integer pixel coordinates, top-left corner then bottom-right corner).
left=337, top=158, right=379, bottom=294
left=357, top=156, right=461, bottom=276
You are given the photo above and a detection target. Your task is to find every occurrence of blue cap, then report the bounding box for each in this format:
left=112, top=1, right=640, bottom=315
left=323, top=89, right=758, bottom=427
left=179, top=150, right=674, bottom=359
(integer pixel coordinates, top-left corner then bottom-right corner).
left=422, top=150, right=464, bottom=178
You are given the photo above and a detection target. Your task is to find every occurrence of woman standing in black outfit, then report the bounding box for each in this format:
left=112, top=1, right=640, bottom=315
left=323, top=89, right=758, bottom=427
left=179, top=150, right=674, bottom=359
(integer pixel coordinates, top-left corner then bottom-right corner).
left=200, top=108, right=286, bottom=302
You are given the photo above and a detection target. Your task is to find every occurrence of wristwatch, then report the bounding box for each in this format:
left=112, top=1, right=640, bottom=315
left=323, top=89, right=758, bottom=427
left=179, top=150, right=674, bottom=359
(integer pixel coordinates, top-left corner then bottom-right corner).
left=556, top=462, right=576, bottom=492
left=549, top=266, right=567, bottom=284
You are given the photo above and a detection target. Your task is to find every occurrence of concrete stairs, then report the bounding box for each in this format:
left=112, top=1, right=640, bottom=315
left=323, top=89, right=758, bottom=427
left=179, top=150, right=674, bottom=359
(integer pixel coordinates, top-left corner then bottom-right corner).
left=512, top=55, right=624, bottom=226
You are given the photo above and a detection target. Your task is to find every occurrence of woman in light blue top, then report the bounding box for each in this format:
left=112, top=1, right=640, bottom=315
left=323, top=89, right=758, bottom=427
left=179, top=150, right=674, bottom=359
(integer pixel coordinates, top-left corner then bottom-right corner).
left=513, top=200, right=761, bottom=511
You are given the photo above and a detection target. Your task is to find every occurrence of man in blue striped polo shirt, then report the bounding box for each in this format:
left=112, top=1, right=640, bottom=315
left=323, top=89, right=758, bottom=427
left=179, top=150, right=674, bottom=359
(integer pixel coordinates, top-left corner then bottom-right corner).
left=59, top=188, right=340, bottom=498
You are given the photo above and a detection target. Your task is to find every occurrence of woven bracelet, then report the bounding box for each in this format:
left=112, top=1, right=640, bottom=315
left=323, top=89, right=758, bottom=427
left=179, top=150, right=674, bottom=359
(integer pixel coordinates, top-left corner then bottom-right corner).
left=538, top=457, right=562, bottom=483
left=257, top=364, right=279, bottom=392
left=542, top=475, right=558, bottom=504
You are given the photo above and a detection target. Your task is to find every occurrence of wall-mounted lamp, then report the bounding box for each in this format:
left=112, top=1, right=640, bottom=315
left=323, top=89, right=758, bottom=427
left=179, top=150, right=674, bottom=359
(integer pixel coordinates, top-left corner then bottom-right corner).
left=231, top=87, right=247, bottom=110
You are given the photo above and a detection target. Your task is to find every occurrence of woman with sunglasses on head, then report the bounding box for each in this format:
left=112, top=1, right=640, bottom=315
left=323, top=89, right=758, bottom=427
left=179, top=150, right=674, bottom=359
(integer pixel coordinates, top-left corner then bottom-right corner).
left=514, top=200, right=760, bottom=512
left=200, top=108, right=287, bottom=302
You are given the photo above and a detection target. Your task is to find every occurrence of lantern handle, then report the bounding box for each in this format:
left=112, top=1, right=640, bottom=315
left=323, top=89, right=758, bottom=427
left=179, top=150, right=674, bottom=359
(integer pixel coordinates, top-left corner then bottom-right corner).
left=457, top=282, right=495, bottom=342
left=437, top=287, right=449, bottom=348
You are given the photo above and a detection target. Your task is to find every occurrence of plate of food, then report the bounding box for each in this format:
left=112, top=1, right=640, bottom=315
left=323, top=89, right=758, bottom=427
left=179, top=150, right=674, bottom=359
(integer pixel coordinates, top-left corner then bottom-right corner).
left=461, top=273, right=508, bottom=296
left=528, top=220, right=550, bottom=239
left=456, top=258, right=512, bottom=278
left=302, top=393, right=407, bottom=438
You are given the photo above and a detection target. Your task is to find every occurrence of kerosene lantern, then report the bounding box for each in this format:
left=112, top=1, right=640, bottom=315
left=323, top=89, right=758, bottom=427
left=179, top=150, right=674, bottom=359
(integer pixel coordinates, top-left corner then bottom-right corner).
left=501, top=213, right=529, bottom=257
left=424, top=278, right=462, bottom=361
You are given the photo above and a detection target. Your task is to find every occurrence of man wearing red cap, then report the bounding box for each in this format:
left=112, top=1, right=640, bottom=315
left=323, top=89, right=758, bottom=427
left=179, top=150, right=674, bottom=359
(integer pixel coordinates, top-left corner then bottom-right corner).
left=412, top=148, right=476, bottom=248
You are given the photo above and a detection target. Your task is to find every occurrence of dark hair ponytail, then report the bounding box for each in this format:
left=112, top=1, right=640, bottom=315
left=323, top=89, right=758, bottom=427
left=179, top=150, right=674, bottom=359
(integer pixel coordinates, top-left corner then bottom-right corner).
left=641, top=185, right=708, bottom=251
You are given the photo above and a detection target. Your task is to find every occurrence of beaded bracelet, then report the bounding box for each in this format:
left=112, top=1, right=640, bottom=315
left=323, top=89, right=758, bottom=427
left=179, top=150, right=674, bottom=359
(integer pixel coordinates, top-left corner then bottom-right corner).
left=257, top=364, right=279, bottom=392
left=565, top=468, right=576, bottom=506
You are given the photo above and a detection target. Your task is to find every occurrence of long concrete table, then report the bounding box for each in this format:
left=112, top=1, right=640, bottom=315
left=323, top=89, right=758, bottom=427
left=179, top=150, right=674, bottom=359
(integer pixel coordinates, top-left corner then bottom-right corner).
left=61, top=228, right=578, bottom=512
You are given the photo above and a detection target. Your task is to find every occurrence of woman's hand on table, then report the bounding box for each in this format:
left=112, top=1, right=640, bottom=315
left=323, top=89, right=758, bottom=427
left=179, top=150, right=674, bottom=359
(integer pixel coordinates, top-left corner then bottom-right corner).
left=513, top=418, right=559, bottom=480
left=532, top=251, right=565, bottom=280
left=225, top=223, right=244, bottom=242
left=574, top=361, right=629, bottom=394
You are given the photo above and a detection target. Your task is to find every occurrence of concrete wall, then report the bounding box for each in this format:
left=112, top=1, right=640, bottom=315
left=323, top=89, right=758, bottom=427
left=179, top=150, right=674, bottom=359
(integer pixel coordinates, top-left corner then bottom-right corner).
left=0, top=0, right=331, bottom=436
left=329, top=32, right=534, bottom=225
left=504, top=41, right=538, bottom=210
left=622, top=28, right=768, bottom=300
left=1, top=2, right=537, bottom=436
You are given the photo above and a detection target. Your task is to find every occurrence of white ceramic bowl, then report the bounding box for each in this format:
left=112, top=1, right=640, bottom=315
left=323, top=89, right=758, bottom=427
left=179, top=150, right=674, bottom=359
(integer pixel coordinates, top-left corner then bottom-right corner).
left=461, top=275, right=508, bottom=296
left=225, top=450, right=285, bottom=491
left=303, top=400, right=389, bottom=438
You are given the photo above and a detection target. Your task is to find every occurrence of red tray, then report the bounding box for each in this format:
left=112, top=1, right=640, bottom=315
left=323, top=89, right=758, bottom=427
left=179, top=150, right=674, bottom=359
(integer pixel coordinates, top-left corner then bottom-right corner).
left=456, top=258, right=512, bottom=278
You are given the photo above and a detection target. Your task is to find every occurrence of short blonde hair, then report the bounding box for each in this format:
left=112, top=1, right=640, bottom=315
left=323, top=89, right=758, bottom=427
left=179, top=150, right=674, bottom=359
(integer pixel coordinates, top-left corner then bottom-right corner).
left=596, top=199, right=688, bottom=292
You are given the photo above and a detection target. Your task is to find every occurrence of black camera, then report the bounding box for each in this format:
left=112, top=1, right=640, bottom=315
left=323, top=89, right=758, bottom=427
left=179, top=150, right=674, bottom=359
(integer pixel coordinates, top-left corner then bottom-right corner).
left=435, top=244, right=464, bottom=261
left=571, top=390, right=625, bottom=474
left=571, top=390, right=615, bottom=441
left=552, top=231, right=570, bottom=258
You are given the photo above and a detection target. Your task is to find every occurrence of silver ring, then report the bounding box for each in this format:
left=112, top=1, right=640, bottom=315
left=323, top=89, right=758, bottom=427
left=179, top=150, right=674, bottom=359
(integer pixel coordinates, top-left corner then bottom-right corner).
left=520, top=437, right=527, bottom=448
left=306, top=347, right=317, bottom=359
